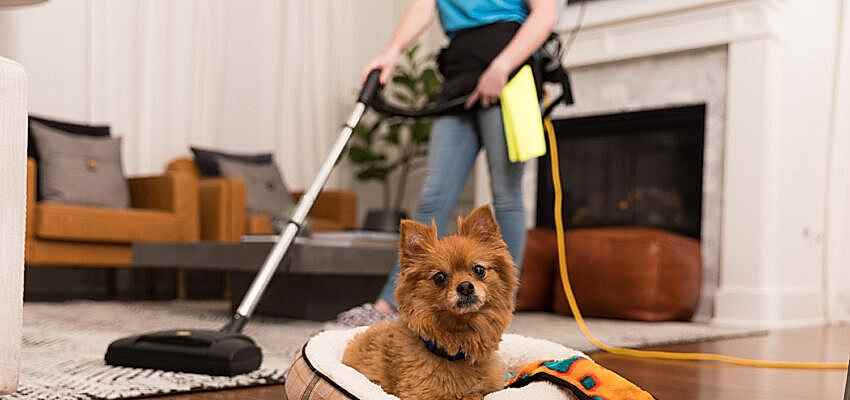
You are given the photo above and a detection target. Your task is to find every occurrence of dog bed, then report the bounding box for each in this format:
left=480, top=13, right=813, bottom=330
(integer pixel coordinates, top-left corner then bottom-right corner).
left=285, top=327, right=654, bottom=400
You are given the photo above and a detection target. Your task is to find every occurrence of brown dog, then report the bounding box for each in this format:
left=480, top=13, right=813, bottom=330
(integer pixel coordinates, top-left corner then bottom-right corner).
left=342, top=205, right=519, bottom=400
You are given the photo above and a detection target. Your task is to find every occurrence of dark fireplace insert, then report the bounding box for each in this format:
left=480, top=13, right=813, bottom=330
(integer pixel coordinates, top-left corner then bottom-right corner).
left=537, top=105, right=705, bottom=239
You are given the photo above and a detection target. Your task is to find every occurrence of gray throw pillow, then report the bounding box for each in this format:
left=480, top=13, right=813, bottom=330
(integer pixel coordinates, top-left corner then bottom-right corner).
left=217, top=157, right=296, bottom=221
left=30, top=121, right=130, bottom=208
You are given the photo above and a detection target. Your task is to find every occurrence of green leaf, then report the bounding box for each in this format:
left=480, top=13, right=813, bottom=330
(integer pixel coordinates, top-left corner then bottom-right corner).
left=406, top=45, right=419, bottom=69
left=392, top=90, right=415, bottom=106
left=348, top=145, right=385, bottom=164
left=383, top=124, right=401, bottom=145
left=353, top=125, right=372, bottom=144
left=391, top=74, right=417, bottom=94
left=356, top=165, right=390, bottom=181
left=421, top=68, right=441, bottom=97
left=411, top=120, right=432, bottom=145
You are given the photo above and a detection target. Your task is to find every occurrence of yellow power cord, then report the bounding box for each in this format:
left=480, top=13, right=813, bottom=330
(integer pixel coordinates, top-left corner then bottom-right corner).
left=543, top=118, right=848, bottom=370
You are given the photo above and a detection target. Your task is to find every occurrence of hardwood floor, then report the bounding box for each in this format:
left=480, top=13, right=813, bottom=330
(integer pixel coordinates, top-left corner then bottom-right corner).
left=593, top=324, right=849, bottom=399
left=159, top=325, right=850, bottom=400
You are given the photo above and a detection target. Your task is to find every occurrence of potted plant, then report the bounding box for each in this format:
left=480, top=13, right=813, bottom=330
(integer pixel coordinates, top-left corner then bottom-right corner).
left=348, top=45, right=442, bottom=232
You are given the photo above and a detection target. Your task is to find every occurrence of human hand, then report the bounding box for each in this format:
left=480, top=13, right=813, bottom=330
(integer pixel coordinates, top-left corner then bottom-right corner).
left=465, top=59, right=511, bottom=109
left=361, top=47, right=402, bottom=85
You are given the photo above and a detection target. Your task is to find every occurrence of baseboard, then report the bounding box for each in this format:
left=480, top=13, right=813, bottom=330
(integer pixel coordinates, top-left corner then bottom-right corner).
left=713, top=286, right=826, bottom=328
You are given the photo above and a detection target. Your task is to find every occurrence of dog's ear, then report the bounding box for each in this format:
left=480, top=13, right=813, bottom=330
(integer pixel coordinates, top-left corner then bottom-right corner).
left=458, top=205, right=503, bottom=244
left=400, top=219, right=437, bottom=260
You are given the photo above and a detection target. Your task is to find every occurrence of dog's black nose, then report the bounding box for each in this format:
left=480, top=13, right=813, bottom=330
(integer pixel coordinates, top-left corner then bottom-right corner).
left=457, top=281, right=475, bottom=296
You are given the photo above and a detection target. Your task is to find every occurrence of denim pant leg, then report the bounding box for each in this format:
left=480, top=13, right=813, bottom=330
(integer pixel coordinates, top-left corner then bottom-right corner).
left=378, top=114, right=481, bottom=306
left=477, top=106, right=527, bottom=271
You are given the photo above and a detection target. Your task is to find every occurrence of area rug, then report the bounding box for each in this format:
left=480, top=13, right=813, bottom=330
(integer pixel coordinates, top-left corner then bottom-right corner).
left=4, top=301, right=765, bottom=400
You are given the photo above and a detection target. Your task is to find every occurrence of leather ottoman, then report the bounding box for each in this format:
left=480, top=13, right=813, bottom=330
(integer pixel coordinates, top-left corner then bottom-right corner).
left=519, top=228, right=701, bottom=322
left=516, top=229, right=559, bottom=311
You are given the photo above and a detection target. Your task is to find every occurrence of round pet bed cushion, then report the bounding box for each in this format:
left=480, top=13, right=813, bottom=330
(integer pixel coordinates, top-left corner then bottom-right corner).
left=285, top=327, right=586, bottom=400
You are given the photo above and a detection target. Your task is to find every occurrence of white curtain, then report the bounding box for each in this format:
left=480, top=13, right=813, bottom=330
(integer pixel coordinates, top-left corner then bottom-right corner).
left=2, top=0, right=411, bottom=189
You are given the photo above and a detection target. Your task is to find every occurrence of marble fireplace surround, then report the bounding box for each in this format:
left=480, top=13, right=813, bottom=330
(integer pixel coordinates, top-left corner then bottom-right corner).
left=550, top=48, right=726, bottom=321
left=476, top=0, right=796, bottom=324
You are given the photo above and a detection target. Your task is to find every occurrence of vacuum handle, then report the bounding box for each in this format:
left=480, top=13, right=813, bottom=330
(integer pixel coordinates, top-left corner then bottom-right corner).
left=223, top=73, right=383, bottom=333
left=357, top=69, right=383, bottom=105
left=222, top=101, right=370, bottom=334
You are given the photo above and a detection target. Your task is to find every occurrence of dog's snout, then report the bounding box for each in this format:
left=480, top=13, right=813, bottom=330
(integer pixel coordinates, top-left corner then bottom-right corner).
left=456, top=281, right=475, bottom=296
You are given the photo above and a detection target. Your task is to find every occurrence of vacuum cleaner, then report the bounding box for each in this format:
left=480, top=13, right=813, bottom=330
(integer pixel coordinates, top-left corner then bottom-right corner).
left=105, top=32, right=573, bottom=377
left=104, top=71, right=384, bottom=376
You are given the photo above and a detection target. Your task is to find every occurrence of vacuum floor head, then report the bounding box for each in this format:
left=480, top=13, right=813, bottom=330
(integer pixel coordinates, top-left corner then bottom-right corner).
left=105, top=329, right=262, bottom=376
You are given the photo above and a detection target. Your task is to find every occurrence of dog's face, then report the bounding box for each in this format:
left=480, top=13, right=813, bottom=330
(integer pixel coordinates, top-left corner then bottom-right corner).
left=395, top=206, right=518, bottom=336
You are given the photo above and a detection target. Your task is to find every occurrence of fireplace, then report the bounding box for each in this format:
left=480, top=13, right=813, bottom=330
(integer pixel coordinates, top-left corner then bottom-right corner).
left=536, top=105, right=706, bottom=238
left=471, top=0, right=828, bottom=324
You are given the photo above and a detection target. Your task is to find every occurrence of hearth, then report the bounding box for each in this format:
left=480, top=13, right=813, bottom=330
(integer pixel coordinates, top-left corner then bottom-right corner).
left=536, top=105, right=705, bottom=238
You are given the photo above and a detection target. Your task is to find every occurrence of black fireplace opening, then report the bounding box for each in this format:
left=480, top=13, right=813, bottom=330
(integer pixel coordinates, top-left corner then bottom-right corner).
left=536, top=105, right=705, bottom=239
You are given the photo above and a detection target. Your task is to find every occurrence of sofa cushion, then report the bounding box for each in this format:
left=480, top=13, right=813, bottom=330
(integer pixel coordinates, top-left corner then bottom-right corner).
left=190, top=147, right=273, bottom=177
left=246, top=214, right=275, bottom=236
left=308, top=217, right=344, bottom=232
left=551, top=228, right=701, bottom=322
left=26, top=238, right=133, bottom=268
left=30, top=122, right=130, bottom=208
left=34, top=203, right=181, bottom=243
left=28, top=116, right=111, bottom=200
left=217, top=158, right=296, bottom=223
left=246, top=214, right=326, bottom=235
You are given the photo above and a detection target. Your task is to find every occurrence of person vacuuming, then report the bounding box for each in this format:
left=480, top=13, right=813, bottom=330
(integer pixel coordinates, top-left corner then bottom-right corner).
left=338, top=0, right=560, bottom=327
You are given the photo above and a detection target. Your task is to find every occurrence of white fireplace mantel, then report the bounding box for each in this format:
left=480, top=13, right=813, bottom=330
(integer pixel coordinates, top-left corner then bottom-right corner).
left=476, top=0, right=842, bottom=327
left=558, top=0, right=781, bottom=68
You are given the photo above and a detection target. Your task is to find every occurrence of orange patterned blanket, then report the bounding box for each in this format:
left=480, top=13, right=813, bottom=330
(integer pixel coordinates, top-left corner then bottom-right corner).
left=507, top=356, right=656, bottom=400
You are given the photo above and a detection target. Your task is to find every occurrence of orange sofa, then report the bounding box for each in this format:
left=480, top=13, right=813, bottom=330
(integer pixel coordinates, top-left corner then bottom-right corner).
left=25, top=158, right=200, bottom=268
left=167, top=158, right=358, bottom=241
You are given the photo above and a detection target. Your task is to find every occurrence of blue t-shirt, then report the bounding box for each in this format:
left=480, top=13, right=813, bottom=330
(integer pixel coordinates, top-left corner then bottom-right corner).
left=437, top=0, right=529, bottom=35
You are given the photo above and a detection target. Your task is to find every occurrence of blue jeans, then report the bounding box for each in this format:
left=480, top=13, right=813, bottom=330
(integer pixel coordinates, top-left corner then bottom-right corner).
left=378, top=106, right=527, bottom=307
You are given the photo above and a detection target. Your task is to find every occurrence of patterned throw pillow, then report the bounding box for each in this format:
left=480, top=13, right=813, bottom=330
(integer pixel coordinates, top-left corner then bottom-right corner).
left=29, top=121, right=130, bottom=208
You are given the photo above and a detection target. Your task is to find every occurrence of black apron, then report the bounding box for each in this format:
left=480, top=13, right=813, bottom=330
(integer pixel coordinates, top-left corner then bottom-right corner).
left=436, top=22, right=524, bottom=103
left=435, top=21, right=573, bottom=110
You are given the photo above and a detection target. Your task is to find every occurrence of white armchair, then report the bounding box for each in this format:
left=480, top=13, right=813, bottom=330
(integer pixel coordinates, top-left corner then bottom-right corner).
left=0, top=56, right=27, bottom=395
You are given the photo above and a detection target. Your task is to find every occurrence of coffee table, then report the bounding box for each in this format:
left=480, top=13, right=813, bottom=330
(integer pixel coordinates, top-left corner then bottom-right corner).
left=133, top=232, right=398, bottom=320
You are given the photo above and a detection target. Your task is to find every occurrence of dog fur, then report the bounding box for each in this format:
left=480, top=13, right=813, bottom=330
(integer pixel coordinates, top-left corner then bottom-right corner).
left=342, top=205, right=519, bottom=400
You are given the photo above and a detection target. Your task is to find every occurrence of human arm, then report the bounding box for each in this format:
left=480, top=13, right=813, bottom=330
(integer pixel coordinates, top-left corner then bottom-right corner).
left=361, top=0, right=437, bottom=84
left=465, top=0, right=558, bottom=108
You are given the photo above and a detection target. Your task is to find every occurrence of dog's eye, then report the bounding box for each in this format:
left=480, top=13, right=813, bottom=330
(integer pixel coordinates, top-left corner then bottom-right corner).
left=432, top=272, right=448, bottom=286
left=472, top=264, right=486, bottom=278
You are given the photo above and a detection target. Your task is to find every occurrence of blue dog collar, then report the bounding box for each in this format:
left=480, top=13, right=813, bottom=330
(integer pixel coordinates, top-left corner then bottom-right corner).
left=422, top=338, right=467, bottom=361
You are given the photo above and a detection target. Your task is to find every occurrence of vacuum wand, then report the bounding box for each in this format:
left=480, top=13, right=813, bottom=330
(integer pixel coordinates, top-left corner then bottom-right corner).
left=221, top=70, right=382, bottom=333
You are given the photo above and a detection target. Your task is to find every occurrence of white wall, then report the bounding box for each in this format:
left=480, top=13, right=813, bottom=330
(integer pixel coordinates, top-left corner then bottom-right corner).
left=826, top=0, right=850, bottom=322
left=714, top=0, right=846, bottom=326
left=0, top=0, right=411, bottom=192
left=759, top=0, right=843, bottom=324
